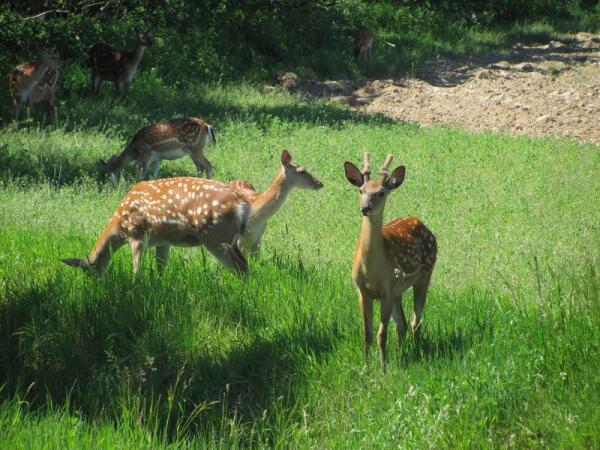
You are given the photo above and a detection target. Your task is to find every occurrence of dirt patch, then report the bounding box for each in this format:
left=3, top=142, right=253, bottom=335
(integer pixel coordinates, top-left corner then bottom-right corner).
left=278, top=33, right=600, bottom=145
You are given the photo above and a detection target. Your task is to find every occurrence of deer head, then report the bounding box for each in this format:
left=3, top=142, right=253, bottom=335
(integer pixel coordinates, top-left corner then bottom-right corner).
left=281, top=149, right=323, bottom=190
left=344, top=153, right=405, bottom=216
left=37, top=49, right=62, bottom=70
left=134, top=28, right=155, bottom=47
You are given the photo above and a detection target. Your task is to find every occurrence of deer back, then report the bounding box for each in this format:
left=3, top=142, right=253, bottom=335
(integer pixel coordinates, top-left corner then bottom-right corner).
left=113, top=177, right=249, bottom=247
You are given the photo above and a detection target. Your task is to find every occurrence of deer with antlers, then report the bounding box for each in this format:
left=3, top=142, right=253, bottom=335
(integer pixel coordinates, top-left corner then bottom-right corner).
left=89, top=28, right=154, bottom=96
left=344, top=153, right=437, bottom=370
left=62, top=177, right=250, bottom=275
left=227, top=150, right=323, bottom=255
left=10, top=49, right=62, bottom=126
left=102, top=117, right=216, bottom=180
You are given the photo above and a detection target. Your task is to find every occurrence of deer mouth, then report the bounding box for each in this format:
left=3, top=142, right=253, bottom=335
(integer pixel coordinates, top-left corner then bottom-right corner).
left=312, top=180, right=324, bottom=190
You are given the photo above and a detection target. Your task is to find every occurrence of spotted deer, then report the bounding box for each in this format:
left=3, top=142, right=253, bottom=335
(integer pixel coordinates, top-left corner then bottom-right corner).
left=89, top=28, right=154, bottom=96
left=227, top=150, right=323, bottom=255
left=353, top=27, right=374, bottom=70
left=9, top=49, right=62, bottom=126
left=344, top=153, right=437, bottom=370
left=102, top=117, right=216, bottom=180
left=62, top=177, right=250, bottom=275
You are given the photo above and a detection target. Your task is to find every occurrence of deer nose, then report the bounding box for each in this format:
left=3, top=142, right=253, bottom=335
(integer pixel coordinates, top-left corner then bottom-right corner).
left=361, top=204, right=372, bottom=215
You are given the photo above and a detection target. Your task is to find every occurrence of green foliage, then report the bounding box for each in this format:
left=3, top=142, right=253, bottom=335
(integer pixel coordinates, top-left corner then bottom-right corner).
left=1, top=0, right=599, bottom=90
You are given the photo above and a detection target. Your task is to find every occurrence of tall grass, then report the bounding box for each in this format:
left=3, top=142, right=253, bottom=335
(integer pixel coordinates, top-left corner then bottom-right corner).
left=1, top=82, right=599, bottom=447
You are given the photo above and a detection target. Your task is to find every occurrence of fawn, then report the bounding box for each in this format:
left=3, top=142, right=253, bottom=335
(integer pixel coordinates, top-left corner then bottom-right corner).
left=89, top=28, right=154, bottom=96
left=62, top=177, right=250, bottom=275
left=102, top=117, right=216, bottom=180
left=344, top=153, right=437, bottom=370
left=227, top=150, right=323, bottom=255
left=10, top=49, right=62, bottom=126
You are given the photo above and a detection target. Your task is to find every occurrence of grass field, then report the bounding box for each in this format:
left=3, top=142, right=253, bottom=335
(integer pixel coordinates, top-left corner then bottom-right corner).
left=1, top=80, right=599, bottom=448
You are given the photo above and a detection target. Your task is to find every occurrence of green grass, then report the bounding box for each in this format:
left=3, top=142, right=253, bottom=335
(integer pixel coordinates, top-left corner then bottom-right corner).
left=1, top=83, right=599, bottom=448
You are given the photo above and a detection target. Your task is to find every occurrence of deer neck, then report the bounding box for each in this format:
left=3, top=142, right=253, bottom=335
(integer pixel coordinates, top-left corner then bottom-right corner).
left=357, top=212, right=385, bottom=267
left=249, top=170, right=293, bottom=225
left=126, top=44, right=146, bottom=71
left=18, top=60, right=52, bottom=95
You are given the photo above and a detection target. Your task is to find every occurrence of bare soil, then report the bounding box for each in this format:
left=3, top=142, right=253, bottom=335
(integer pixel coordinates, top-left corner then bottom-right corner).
left=277, top=33, right=600, bottom=145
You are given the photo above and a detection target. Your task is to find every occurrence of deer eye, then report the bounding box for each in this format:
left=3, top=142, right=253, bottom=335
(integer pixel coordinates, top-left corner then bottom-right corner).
left=379, top=192, right=385, bottom=197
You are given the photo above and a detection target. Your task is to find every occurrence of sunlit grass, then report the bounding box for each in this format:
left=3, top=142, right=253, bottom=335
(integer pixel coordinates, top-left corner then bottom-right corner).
left=1, top=83, right=599, bottom=448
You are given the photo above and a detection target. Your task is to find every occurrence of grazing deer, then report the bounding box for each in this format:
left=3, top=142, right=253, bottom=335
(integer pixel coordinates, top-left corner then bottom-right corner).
left=344, top=153, right=437, bottom=370
left=89, top=28, right=154, bottom=96
left=62, top=177, right=250, bottom=275
left=227, top=150, right=323, bottom=255
left=102, top=117, right=216, bottom=180
left=9, top=49, right=62, bottom=126
left=353, top=27, right=374, bottom=70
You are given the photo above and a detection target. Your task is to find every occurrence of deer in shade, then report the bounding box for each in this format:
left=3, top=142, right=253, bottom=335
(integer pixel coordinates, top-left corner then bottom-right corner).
left=102, top=117, right=216, bottom=180
left=353, top=27, right=374, bottom=70
left=62, top=177, right=250, bottom=276
left=344, top=153, right=437, bottom=370
left=10, top=49, right=62, bottom=126
left=227, top=150, right=323, bottom=256
left=89, top=28, right=154, bottom=96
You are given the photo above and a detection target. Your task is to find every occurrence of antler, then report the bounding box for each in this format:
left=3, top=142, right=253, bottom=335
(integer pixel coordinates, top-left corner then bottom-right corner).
left=379, top=154, right=393, bottom=182
left=362, top=152, right=371, bottom=181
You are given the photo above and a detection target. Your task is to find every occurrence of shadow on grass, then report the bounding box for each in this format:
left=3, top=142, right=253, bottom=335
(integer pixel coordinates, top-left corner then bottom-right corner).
left=0, top=264, right=341, bottom=442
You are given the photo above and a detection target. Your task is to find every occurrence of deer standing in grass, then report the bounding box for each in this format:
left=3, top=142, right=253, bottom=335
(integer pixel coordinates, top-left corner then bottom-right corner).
left=89, top=28, right=154, bottom=96
left=354, top=27, right=374, bottom=70
left=10, top=49, right=62, bottom=126
left=344, top=153, right=437, bottom=370
left=62, top=177, right=250, bottom=275
left=227, top=150, right=323, bottom=255
left=102, top=117, right=216, bottom=180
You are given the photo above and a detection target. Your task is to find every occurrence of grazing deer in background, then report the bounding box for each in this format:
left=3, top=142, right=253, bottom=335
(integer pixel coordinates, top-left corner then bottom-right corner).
left=89, top=28, right=154, bottom=96
left=227, top=150, right=323, bottom=255
left=62, top=177, right=250, bottom=275
left=10, top=49, right=62, bottom=126
left=102, top=117, right=216, bottom=180
left=354, top=27, right=374, bottom=70
left=344, top=153, right=437, bottom=370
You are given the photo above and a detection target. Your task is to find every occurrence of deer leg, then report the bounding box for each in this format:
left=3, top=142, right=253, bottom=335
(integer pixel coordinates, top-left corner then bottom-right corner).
left=13, top=101, right=20, bottom=122
left=92, top=74, right=102, bottom=95
left=46, top=95, right=57, bottom=127
left=377, top=299, right=394, bottom=371
left=358, top=287, right=374, bottom=360
left=189, top=146, right=213, bottom=178
left=205, top=240, right=248, bottom=276
left=150, top=160, right=161, bottom=179
left=130, top=239, right=146, bottom=275
left=392, top=294, right=408, bottom=341
left=156, top=245, right=170, bottom=273
left=137, top=159, right=150, bottom=180
left=412, top=274, right=431, bottom=345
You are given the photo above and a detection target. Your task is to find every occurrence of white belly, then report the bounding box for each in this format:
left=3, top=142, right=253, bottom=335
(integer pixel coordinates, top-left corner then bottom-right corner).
left=150, top=149, right=188, bottom=162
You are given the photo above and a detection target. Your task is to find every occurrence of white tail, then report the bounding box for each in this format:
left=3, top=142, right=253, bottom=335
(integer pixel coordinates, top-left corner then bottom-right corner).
left=89, top=28, right=154, bottom=96
left=227, top=149, right=323, bottom=255
left=103, top=117, right=216, bottom=180
left=10, top=49, right=62, bottom=126
left=344, top=153, right=437, bottom=370
left=62, top=177, right=250, bottom=275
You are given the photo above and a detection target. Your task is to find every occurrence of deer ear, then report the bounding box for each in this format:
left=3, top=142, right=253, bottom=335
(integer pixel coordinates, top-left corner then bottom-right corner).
left=386, top=165, right=405, bottom=190
left=344, top=161, right=364, bottom=188
left=281, top=149, right=292, bottom=166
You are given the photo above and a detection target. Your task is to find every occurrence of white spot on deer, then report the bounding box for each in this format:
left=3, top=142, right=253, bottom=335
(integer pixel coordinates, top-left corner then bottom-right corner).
left=212, top=200, right=219, bottom=207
